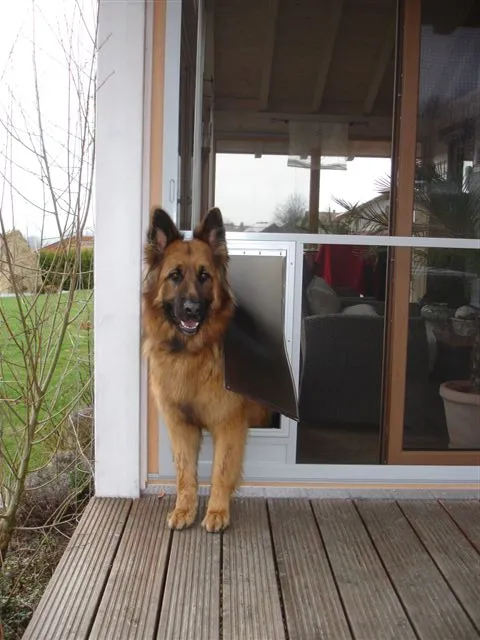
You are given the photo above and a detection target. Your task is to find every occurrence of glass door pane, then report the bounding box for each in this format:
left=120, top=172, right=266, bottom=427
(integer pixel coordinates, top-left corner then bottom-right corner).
left=177, top=0, right=198, bottom=230
left=207, top=0, right=397, bottom=238
left=402, top=0, right=480, bottom=453
left=297, top=241, right=390, bottom=464
left=200, top=0, right=400, bottom=464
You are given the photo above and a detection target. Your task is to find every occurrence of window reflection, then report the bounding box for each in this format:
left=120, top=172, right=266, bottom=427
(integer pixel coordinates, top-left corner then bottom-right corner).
left=404, top=247, right=480, bottom=450
left=414, top=0, right=480, bottom=239
left=215, top=155, right=392, bottom=234
left=297, top=244, right=389, bottom=464
left=207, top=0, right=396, bottom=236
left=399, top=0, right=480, bottom=451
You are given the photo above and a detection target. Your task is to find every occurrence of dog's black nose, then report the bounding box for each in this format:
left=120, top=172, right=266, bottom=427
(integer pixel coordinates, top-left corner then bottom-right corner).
left=183, top=299, right=201, bottom=319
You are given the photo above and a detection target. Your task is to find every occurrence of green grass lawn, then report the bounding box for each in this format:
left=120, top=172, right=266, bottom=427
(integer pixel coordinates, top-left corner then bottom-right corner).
left=0, top=290, right=93, bottom=470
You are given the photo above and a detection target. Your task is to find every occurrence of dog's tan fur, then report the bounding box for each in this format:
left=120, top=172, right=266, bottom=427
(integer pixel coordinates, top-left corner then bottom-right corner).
left=142, top=207, right=269, bottom=532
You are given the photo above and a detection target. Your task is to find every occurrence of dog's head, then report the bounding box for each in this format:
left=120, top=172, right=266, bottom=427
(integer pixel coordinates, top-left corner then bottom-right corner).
left=143, top=207, right=233, bottom=343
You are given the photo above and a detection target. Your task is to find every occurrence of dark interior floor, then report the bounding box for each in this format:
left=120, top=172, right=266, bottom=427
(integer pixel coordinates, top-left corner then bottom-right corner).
left=296, top=378, right=452, bottom=465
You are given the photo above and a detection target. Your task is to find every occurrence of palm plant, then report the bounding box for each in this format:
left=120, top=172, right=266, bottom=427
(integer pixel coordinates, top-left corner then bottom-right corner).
left=334, top=160, right=480, bottom=394
left=472, top=316, right=480, bottom=394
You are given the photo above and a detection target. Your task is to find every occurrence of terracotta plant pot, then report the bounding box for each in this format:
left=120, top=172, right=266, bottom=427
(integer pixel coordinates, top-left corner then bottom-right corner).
left=439, top=381, right=480, bottom=449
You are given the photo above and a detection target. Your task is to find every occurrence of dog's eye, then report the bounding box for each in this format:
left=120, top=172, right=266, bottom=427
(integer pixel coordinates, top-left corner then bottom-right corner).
left=168, top=269, right=182, bottom=282
left=198, top=269, right=210, bottom=283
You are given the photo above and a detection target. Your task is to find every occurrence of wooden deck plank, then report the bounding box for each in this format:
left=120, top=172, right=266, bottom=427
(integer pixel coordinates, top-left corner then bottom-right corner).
left=440, top=499, right=480, bottom=553
left=268, top=498, right=352, bottom=640
left=89, top=496, right=173, bottom=640
left=356, top=499, right=479, bottom=640
left=157, top=497, right=221, bottom=640
left=222, top=498, right=286, bottom=640
left=311, top=499, right=416, bottom=640
left=23, top=498, right=132, bottom=640
left=399, top=499, right=480, bottom=630
left=23, top=496, right=480, bottom=640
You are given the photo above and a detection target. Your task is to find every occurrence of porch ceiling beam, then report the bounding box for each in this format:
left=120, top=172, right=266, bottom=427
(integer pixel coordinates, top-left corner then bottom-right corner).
left=215, top=137, right=393, bottom=158
left=214, top=132, right=393, bottom=149
left=311, top=0, right=344, bottom=113
left=363, top=15, right=396, bottom=115
left=215, top=129, right=392, bottom=142
left=259, top=0, right=280, bottom=111
left=215, top=108, right=391, bottom=126
left=215, top=96, right=392, bottom=119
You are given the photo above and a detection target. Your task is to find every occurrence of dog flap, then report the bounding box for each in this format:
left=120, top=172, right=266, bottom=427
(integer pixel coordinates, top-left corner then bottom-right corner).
left=223, top=254, right=299, bottom=421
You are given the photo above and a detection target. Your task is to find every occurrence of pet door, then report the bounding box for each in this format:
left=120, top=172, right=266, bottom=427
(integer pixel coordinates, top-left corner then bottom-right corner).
left=224, top=253, right=299, bottom=421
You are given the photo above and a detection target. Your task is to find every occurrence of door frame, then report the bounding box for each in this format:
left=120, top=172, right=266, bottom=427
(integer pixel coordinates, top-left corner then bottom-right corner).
left=384, top=0, right=480, bottom=466
left=147, top=0, right=480, bottom=486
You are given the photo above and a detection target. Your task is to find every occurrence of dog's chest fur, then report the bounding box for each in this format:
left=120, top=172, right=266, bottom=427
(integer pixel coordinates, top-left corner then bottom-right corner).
left=152, top=345, right=221, bottom=399
left=147, top=341, right=243, bottom=427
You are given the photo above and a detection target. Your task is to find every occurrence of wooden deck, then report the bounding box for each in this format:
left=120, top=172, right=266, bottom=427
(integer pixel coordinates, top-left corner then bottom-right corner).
left=23, top=495, right=480, bottom=640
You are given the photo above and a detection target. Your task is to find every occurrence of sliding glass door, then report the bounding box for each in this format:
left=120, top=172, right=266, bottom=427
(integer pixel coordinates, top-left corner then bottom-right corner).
left=149, top=0, right=479, bottom=484
left=386, top=0, right=480, bottom=465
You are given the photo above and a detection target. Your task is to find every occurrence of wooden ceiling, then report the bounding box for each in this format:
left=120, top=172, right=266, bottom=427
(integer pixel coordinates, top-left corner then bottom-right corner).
left=209, top=0, right=398, bottom=156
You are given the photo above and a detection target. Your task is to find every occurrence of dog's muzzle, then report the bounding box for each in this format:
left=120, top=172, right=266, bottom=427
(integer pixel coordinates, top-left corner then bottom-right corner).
left=178, top=298, right=202, bottom=334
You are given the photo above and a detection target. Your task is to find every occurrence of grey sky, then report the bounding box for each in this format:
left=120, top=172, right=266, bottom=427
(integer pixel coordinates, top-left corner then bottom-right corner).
left=0, top=0, right=96, bottom=243
left=215, top=154, right=391, bottom=227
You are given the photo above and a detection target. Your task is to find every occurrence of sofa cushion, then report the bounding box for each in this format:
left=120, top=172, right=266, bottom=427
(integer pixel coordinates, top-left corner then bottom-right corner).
left=341, top=303, right=378, bottom=316
left=306, top=276, right=341, bottom=316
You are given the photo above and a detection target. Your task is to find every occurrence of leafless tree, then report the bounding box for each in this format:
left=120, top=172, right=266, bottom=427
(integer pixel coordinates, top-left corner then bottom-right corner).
left=273, top=192, right=308, bottom=230
left=0, top=0, right=98, bottom=564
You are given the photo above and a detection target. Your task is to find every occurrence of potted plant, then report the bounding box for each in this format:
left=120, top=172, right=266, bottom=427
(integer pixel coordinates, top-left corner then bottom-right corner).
left=422, top=162, right=480, bottom=448
left=439, top=313, right=480, bottom=448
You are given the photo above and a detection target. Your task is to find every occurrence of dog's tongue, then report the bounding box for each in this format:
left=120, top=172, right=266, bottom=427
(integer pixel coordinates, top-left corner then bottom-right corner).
left=181, top=319, right=199, bottom=329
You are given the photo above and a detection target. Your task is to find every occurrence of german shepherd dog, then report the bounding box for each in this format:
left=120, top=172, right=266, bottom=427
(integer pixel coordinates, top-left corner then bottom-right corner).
left=143, top=207, right=269, bottom=532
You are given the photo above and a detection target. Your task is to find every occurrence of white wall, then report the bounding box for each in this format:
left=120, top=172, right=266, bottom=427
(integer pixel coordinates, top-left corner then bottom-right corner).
left=94, top=0, right=147, bottom=497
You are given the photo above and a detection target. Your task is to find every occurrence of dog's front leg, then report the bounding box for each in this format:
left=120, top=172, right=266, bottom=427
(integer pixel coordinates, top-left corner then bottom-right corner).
left=166, top=420, right=201, bottom=530
left=202, top=420, right=248, bottom=533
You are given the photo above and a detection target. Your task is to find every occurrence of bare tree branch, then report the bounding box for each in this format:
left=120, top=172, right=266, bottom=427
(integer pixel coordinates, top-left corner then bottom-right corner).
left=0, top=0, right=98, bottom=565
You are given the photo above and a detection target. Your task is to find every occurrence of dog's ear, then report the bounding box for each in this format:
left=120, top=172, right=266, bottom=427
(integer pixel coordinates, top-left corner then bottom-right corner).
left=149, top=208, right=182, bottom=250
left=145, top=208, right=182, bottom=266
left=194, top=207, right=227, bottom=262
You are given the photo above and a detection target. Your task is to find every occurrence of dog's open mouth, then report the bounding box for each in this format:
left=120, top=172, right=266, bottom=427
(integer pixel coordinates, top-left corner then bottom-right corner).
left=179, top=319, right=200, bottom=334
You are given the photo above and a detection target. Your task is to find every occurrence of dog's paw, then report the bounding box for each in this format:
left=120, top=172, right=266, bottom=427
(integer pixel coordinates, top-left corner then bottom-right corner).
left=167, top=507, right=196, bottom=530
left=201, top=509, right=230, bottom=533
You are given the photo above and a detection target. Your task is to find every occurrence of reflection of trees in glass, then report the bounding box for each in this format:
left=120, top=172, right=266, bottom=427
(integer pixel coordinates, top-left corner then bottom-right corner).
left=273, top=193, right=308, bottom=231
left=270, top=192, right=351, bottom=233
left=334, top=161, right=480, bottom=394
left=333, top=161, right=480, bottom=273
left=473, top=319, right=480, bottom=394
left=414, top=161, right=480, bottom=240
left=334, top=161, right=480, bottom=239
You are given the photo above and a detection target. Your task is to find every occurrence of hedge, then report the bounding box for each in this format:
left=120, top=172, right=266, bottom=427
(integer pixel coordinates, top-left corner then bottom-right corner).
left=40, top=249, right=94, bottom=291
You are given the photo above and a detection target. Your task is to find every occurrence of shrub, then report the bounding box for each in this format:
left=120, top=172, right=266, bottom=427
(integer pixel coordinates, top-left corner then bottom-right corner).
left=40, top=249, right=94, bottom=291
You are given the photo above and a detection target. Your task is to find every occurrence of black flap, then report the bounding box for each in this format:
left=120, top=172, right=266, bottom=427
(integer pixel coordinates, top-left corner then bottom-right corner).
left=223, top=254, right=299, bottom=421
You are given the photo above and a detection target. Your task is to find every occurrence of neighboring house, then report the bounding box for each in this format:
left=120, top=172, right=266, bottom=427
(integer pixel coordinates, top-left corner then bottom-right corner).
left=244, top=221, right=273, bottom=232
left=41, top=235, right=94, bottom=253
left=259, top=211, right=345, bottom=233
left=336, top=194, right=391, bottom=235
left=0, top=230, right=40, bottom=294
